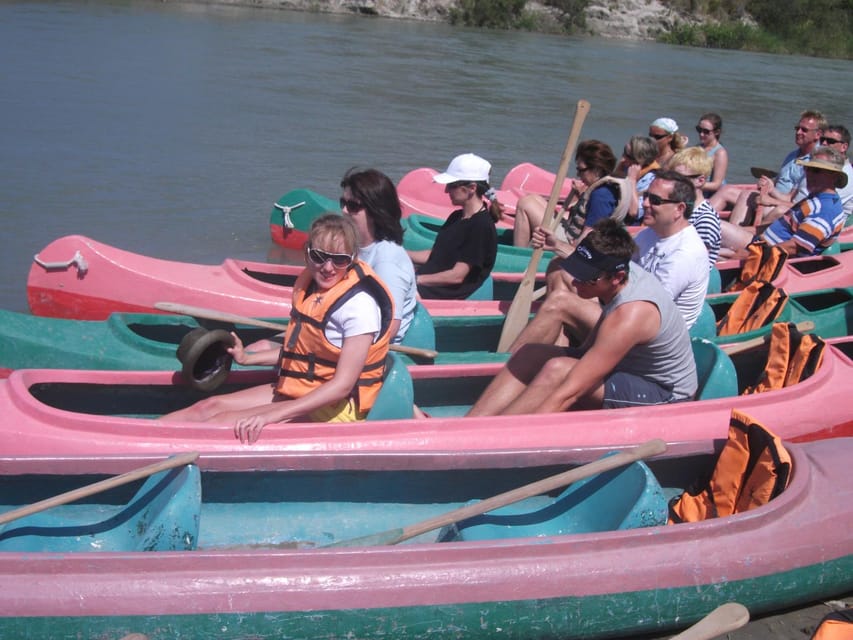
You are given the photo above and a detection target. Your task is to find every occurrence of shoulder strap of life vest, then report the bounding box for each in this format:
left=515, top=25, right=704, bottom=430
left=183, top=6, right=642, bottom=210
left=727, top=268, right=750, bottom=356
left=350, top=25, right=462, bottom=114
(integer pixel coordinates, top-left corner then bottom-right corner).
left=811, top=609, right=853, bottom=640
left=742, top=321, right=826, bottom=394
left=561, top=176, right=631, bottom=242
left=727, top=241, right=788, bottom=292
left=668, top=409, right=792, bottom=524
left=716, top=281, right=789, bottom=336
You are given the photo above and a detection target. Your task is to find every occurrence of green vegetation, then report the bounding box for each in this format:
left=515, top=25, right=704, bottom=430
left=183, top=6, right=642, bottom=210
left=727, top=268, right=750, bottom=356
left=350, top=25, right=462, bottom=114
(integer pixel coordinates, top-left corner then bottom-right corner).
left=660, top=0, right=853, bottom=59
left=447, top=0, right=852, bottom=59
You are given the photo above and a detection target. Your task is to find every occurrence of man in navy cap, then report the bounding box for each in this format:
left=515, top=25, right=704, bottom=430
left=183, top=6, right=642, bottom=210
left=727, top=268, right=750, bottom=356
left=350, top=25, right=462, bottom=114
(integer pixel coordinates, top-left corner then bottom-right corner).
left=467, top=219, right=697, bottom=416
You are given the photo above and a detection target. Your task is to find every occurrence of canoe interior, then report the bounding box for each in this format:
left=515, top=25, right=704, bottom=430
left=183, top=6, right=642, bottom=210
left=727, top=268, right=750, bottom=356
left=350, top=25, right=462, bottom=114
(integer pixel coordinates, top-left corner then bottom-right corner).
left=240, top=267, right=298, bottom=289
left=125, top=317, right=278, bottom=348
left=25, top=339, right=788, bottom=419
left=0, top=453, right=710, bottom=552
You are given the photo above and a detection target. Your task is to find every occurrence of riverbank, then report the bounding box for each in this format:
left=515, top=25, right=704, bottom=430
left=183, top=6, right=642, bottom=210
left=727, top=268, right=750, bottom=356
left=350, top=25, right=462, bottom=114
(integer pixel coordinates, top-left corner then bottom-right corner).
left=168, top=0, right=685, bottom=41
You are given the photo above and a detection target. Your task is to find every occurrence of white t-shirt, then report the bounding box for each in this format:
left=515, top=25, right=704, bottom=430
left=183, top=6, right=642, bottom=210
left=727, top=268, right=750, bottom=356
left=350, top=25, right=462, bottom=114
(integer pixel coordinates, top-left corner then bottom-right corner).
left=323, top=290, right=381, bottom=347
left=633, top=225, right=709, bottom=329
left=359, top=240, right=417, bottom=343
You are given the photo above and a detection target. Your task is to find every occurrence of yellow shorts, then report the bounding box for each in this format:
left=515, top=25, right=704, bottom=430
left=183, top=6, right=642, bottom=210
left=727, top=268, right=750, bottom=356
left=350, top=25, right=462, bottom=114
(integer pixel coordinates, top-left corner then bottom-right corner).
left=309, top=398, right=367, bottom=423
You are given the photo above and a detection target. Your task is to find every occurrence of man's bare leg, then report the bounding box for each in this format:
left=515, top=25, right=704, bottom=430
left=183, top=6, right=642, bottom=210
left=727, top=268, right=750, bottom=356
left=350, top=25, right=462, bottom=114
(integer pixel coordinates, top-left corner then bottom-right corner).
left=467, top=343, right=568, bottom=416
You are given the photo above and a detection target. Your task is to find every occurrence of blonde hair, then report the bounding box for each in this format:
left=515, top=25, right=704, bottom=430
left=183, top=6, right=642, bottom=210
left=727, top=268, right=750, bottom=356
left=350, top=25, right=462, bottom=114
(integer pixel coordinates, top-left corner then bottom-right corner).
left=308, top=214, right=359, bottom=256
left=668, top=147, right=713, bottom=177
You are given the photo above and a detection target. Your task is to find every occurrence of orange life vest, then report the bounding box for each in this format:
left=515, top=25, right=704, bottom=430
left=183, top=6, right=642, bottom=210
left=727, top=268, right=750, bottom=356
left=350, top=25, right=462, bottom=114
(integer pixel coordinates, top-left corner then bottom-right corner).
left=811, top=609, right=853, bottom=640
left=668, top=409, right=792, bottom=523
left=726, top=241, right=788, bottom=292
left=743, top=322, right=826, bottom=394
left=716, top=281, right=788, bottom=336
left=276, top=261, right=394, bottom=413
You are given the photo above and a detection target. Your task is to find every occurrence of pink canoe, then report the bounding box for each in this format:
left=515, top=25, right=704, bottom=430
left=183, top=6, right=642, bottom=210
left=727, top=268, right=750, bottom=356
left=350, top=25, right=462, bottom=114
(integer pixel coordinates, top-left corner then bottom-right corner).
left=2, top=336, right=852, bottom=473
left=1, top=433, right=851, bottom=639
left=26, top=235, right=531, bottom=320
left=26, top=235, right=853, bottom=322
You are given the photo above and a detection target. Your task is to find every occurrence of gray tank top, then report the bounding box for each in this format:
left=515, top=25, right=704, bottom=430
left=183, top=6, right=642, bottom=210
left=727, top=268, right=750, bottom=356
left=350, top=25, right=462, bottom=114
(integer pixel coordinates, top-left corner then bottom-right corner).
left=602, top=266, right=698, bottom=400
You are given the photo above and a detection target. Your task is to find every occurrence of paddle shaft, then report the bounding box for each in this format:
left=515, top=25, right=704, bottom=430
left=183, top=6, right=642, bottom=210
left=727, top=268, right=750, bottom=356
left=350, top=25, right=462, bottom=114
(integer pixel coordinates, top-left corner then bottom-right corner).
left=721, top=320, right=814, bottom=355
left=328, top=438, right=666, bottom=547
left=669, top=602, right=750, bottom=640
left=155, top=302, right=439, bottom=360
left=0, top=452, right=200, bottom=526
left=497, top=99, right=591, bottom=352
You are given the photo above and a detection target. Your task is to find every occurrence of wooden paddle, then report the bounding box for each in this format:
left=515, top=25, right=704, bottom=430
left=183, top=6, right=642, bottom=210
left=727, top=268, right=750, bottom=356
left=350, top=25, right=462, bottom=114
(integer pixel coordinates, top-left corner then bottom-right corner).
left=721, top=320, right=814, bottom=356
left=497, top=99, right=591, bottom=352
left=326, top=438, right=666, bottom=547
left=0, top=452, right=199, bottom=526
left=154, top=302, right=439, bottom=360
left=669, top=602, right=750, bottom=640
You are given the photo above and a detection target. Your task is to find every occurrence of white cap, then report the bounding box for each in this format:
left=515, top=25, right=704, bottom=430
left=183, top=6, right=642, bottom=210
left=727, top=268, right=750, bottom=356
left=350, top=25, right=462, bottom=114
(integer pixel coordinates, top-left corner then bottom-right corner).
left=433, top=153, right=491, bottom=184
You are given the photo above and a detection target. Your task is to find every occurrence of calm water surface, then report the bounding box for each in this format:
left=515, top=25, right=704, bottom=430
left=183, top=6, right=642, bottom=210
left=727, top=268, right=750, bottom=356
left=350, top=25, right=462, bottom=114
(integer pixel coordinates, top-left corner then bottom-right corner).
left=1, top=1, right=851, bottom=312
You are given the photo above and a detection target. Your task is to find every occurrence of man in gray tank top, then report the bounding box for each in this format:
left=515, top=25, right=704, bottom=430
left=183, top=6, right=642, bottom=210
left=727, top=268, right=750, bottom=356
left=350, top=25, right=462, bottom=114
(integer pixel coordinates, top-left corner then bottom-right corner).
left=467, top=219, right=697, bottom=415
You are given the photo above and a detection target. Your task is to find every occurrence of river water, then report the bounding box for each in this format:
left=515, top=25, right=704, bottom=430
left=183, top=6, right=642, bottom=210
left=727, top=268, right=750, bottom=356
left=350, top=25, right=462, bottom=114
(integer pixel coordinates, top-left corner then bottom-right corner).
left=1, top=1, right=851, bottom=313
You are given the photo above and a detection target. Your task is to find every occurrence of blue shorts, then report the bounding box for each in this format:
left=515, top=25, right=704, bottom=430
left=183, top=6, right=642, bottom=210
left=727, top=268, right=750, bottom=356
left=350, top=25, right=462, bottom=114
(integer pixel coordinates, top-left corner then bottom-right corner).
left=602, top=371, right=678, bottom=409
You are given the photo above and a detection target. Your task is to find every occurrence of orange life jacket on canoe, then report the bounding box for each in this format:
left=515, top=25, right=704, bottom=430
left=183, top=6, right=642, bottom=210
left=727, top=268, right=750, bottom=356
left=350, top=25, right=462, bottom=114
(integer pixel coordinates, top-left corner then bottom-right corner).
left=276, top=261, right=394, bottom=413
left=668, top=409, right=792, bottom=523
left=743, top=322, right=826, bottom=394
left=726, top=240, right=788, bottom=292
left=811, top=609, right=853, bottom=640
left=716, top=281, right=788, bottom=336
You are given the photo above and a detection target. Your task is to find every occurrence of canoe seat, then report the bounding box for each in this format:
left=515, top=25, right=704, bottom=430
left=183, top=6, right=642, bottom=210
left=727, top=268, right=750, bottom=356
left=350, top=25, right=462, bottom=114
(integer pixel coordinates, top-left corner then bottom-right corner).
left=444, top=456, right=667, bottom=542
left=466, top=275, right=494, bottom=300
left=400, top=302, right=436, bottom=352
left=692, top=338, right=738, bottom=400
left=688, top=302, right=717, bottom=341
left=0, top=463, right=201, bottom=553
left=707, top=266, right=722, bottom=294
left=366, top=352, right=414, bottom=420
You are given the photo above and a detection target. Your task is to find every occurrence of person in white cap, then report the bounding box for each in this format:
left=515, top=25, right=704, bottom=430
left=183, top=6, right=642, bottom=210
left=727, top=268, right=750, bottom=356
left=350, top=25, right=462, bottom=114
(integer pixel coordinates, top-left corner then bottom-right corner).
left=648, top=117, right=687, bottom=167
left=719, top=145, right=847, bottom=259
left=407, top=153, right=500, bottom=299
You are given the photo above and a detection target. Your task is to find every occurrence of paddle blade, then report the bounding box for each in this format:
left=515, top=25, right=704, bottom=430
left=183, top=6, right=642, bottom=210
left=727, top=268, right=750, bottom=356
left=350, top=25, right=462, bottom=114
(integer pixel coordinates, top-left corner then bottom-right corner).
left=669, top=602, right=750, bottom=640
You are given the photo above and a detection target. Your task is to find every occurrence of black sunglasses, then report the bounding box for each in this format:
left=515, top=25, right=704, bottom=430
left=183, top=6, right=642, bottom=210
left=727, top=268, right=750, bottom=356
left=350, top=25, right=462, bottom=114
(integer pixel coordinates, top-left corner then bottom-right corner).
left=648, top=132, right=670, bottom=140
left=446, top=180, right=473, bottom=190
left=695, top=126, right=714, bottom=135
left=306, top=246, right=354, bottom=269
left=820, top=136, right=844, bottom=145
left=643, top=192, right=681, bottom=206
left=339, top=197, right=365, bottom=212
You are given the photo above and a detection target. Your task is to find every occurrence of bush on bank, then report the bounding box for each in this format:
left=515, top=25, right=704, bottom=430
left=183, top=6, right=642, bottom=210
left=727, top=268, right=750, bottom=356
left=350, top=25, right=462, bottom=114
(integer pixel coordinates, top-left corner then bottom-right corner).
left=448, top=0, right=852, bottom=60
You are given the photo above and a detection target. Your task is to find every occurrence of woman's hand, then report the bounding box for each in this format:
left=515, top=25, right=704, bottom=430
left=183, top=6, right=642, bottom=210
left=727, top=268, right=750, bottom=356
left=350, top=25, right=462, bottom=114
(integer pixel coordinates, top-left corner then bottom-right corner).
left=234, top=413, right=270, bottom=444
left=626, top=163, right=642, bottom=180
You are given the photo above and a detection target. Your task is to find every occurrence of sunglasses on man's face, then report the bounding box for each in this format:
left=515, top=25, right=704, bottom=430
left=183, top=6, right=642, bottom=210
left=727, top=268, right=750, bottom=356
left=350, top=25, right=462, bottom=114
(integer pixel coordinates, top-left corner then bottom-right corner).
left=339, top=197, right=365, bottom=212
left=306, top=246, right=354, bottom=269
left=643, top=192, right=681, bottom=206
left=820, top=136, right=844, bottom=145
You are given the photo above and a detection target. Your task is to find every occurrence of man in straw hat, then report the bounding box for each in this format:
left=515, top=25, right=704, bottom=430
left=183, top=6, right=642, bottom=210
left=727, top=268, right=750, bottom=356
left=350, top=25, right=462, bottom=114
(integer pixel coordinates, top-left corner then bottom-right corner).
left=719, top=145, right=848, bottom=259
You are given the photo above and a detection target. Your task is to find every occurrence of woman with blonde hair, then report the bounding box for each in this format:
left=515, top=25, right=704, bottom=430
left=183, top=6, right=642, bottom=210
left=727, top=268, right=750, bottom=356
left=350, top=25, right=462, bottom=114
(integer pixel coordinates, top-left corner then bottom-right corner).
left=162, top=214, right=395, bottom=443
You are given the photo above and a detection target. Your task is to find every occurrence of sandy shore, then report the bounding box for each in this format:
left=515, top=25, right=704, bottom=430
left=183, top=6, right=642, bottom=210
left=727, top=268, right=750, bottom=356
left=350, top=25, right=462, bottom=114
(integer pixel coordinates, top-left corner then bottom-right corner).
left=645, top=593, right=851, bottom=639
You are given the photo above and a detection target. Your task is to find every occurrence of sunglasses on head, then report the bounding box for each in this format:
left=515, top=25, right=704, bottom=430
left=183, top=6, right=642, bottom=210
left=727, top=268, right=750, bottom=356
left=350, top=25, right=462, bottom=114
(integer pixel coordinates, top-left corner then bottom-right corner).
left=339, top=197, right=365, bottom=212
left=820, top=136, right=843, bottom=145
left=695, top=126, right=714, bottom=135
left=644, top=192, right=681, bottom=206
left=306, top=246, right=354, bottom=269
left=648, top=132, right=670, bottom=140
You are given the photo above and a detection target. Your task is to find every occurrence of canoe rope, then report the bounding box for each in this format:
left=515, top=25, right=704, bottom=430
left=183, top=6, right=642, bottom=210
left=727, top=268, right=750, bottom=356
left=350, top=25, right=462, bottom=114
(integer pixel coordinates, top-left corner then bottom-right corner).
left=274, top=201, right=306, bottom=229
left=33, top=250, right=88, bottom=274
